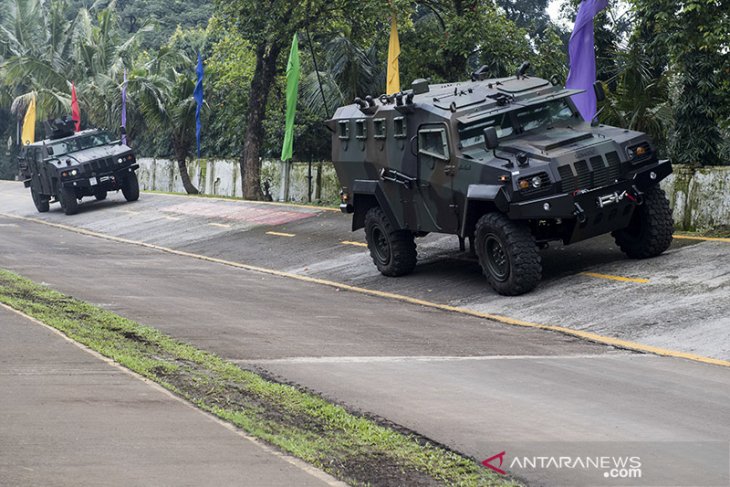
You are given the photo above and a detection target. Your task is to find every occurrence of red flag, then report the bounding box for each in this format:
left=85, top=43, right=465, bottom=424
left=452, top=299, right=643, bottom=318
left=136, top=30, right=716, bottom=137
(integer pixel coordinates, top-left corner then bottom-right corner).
left=71, top=83, right=80, bottom=131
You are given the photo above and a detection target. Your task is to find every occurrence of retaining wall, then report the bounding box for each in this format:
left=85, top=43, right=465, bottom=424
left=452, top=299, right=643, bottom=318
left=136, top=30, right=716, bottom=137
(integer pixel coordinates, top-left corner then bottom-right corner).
left=137, top=159, right=729, bottom=232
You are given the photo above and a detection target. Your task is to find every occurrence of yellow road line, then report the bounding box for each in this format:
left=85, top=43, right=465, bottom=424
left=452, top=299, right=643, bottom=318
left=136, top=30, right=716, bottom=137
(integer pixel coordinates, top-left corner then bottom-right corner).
left=674, top=234, right=730, bottom=243
left=209, top=223, right=231, bottom=229
left=266, top=231, right=295, bottom=237
left=2, top=211, right=728, bottom=369
left=341, top=241, right=368, bottom=248
left=581, top=272, right=649, bottom=284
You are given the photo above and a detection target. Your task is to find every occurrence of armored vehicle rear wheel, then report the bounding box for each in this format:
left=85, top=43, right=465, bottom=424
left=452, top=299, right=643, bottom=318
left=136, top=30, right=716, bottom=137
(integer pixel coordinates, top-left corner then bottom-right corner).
left=31, top=188, right=49, bottom=213
left=94, top=190, right=107, bottom=201
left=364, top=207, right=417, bottom=277
left=122, top=173, right=139, bottom=202
left=58, top=187, right=79, bottom=215
left=612, top=186, right=673, bottom=259
left=475, top=213, right=541, bottom=296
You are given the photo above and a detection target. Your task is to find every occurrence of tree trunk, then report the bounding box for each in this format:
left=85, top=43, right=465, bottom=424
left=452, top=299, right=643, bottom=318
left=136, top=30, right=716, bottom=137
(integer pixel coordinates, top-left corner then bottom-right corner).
left=240, top=42, right=282, bottom=200
left=177, top=157, right=199, bottom=194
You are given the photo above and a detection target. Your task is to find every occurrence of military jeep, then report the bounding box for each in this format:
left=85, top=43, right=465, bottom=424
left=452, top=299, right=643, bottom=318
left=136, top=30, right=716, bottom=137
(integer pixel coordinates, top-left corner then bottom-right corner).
left=19, top=117, right=139, bottom=215
left=329, top=70, right=674, bottom=295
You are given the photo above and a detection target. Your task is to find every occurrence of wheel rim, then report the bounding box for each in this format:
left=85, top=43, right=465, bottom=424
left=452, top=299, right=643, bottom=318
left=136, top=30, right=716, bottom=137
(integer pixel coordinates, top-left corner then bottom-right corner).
left=371, top=226, right=391, bottom=265
left=484, top=234, right=509, bottom=282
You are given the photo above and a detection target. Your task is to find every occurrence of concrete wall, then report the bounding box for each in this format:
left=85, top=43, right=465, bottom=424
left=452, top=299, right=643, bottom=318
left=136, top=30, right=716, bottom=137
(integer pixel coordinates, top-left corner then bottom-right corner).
left=138, top=159, right=729, bottom=232
left=136, top=158, right=341, bottom=204
left=661, top=165, right=730, bottom=232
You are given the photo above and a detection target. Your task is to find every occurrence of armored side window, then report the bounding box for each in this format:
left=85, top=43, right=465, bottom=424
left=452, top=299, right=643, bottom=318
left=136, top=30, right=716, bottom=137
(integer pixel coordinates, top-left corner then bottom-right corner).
left=418, top=128, right=450, bottom=161
left=373, top=119, right=386, bottom=139
left=393, top=117, right=407, bottom=138
left=338, top=121, right=350, bottom=140
left=355, top=120, right=367, bottom=139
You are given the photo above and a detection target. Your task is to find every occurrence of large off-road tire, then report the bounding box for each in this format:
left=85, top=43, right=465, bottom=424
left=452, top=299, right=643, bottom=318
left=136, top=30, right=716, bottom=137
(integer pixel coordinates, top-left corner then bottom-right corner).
left=121, top=172, right=140, bottom=202
left=94, top=190, right=107, bottom=201
left=364, top=207, right=417, bottom=277
left=31, top=188, right=49, bottom=213
left=58, top=187, right=79, bottom=215
left=475, top=212, right=541, bottom=296
left=612, top=186, right=673, bottom=259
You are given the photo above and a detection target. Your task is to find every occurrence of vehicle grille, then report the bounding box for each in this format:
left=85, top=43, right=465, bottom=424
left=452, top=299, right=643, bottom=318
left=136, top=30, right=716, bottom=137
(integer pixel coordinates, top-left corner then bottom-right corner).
left=83, top=157, right=116, bottom=175
left=558, top=151, right=621, bottom=193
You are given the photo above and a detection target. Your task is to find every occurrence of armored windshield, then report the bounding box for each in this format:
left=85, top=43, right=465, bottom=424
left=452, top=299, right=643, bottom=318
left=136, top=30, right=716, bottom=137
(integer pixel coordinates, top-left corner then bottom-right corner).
left=48, top=132, right=113, bottom=157
left=459, top=98, right=577, bottom=148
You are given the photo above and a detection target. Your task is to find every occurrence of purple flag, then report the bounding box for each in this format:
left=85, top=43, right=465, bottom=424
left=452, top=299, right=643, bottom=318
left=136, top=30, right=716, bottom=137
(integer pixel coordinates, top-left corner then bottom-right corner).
left=121, top=68, right=127, bottom=145
left=565, top=0, right=608, bottom=122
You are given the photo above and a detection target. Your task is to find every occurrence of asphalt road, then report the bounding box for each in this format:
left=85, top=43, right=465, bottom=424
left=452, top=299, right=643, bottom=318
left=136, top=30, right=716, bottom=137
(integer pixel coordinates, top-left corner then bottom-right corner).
left=0, top=181, right=727, bottom=361
left=0, top=306, right=336, bottom=487
left=0, top=183, right=728, bottom=486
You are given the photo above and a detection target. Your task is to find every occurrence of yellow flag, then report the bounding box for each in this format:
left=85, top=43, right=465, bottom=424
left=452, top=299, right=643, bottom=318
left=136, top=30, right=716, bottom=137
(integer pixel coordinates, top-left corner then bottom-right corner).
left=387, top=15, right=400, bottom=95
left=21, top=95, right=36, bottom=145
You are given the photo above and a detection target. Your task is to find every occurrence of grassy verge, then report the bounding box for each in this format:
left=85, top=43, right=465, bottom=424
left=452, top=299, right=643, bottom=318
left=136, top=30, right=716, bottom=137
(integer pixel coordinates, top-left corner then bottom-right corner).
left=0, top=269, right=517, bottom=487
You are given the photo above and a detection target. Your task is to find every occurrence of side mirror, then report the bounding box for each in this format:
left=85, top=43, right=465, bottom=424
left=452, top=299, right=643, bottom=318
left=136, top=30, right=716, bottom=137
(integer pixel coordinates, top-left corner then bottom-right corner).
left=593, top=81, right=606, bottom=103
left=484, top=127, right=499, bottom=150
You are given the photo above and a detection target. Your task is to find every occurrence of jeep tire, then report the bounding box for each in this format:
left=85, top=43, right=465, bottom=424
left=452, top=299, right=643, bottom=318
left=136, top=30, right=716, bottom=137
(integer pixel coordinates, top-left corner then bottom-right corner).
left=58, top=186, right=79, bottom=215
left=122, top=173, right=140, bottom=202
left=364, top=207, right=417, bottom=277
left=475, top=212, right=541, bottom=296
left=31, top=188, right=50, bottom=213
left=612, top=186, right=673, bottom=259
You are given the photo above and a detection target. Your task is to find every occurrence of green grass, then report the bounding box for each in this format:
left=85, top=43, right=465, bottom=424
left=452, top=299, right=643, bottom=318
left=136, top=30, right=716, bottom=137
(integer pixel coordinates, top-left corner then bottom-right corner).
left=0, top=269, right=519, bottom=487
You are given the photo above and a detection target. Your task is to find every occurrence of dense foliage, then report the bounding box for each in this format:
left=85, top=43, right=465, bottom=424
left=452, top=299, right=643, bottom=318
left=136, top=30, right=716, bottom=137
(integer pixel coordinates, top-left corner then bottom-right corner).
left=0, top=0, right=728, bottom=191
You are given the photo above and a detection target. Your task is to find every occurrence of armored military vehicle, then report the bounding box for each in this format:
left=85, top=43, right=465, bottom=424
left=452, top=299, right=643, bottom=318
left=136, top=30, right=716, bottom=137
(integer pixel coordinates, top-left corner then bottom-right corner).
left=19, top=117, right=139, bottom=215
left=329, top=68, right=673, bottom=295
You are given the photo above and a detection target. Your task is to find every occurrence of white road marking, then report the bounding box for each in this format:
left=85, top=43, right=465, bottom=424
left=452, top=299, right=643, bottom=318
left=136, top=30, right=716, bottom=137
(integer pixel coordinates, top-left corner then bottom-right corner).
left=236, top=353, right=639, bottom=365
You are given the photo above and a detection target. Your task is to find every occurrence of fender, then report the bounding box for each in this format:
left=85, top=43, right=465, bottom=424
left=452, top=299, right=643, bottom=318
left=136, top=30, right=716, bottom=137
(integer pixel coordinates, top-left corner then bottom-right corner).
left=351, top=179, right=399, bottom=231
left=460, top=184, right=511, bottom=238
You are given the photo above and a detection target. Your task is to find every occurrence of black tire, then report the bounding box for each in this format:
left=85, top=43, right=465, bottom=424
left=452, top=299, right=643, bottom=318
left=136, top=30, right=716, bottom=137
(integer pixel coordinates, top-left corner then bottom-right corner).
left=121, top=172, right=139, bottom=202
left=94, top=190, right=107, bottom=201
left=58, top=187, right=79, bottom=215
left=364, top=207, right=417, bottom=277
left=612, top=186, right=673, bottom=259
left=475, top=212, right=541, bottom=296
left=31, top=188, right=49, bottom=213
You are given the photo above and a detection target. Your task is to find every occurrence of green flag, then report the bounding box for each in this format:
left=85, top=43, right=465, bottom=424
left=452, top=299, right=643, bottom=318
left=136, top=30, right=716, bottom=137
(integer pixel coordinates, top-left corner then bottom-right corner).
left=281, top=33, right=300, bottom=161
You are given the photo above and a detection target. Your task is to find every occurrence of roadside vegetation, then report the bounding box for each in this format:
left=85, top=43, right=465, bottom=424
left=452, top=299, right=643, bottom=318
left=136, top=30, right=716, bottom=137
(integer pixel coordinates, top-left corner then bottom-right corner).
left=1, top=0, right=727, bottom=188
left=0, top=268, right=521, bottom=487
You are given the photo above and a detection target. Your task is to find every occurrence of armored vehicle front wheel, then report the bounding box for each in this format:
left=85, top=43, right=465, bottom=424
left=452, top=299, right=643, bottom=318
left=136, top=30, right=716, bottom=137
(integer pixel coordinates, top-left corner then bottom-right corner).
left=94, top=190, right=107, bottom=201
left=122, top=173, right=140, bottom=202
left=364, top=207, right=417, bottom=277
left=31, top=188, right=49, bottom=213
left=475, top=213, right=542, bottom=296
left=612, top=186, right=673, bottom=259
left=58, top=187, right=79, bottom=215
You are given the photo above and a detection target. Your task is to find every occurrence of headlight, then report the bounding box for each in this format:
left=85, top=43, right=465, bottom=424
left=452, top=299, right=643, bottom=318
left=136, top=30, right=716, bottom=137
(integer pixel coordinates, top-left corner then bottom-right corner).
left=518, top=173, right=549, bottom=191
left=118, top=157, right=124, bottom=164
left=626, top=148, right=636, bottom=160
left=626, top=142, right=652, bottom=162
left=531, top=176, right=542, bottom=188
left=70, top=169, right=78, bottom=176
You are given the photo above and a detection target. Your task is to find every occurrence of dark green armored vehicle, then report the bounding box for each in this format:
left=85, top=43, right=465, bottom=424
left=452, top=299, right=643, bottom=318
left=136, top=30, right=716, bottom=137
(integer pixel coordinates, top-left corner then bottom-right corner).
left=19, top=117, right=139, bottom=215
left=329, top=70, right=673, bottom=295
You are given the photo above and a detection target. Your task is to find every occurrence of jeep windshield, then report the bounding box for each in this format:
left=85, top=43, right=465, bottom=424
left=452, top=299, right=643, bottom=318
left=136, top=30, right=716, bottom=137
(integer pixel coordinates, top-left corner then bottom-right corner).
left=459, top=98, right=576, bottom=148
left=48, top=132, right=113, bottom=157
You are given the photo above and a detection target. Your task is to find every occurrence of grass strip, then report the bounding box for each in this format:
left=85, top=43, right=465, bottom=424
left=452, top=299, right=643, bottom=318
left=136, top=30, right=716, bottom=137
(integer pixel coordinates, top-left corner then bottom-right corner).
left=0, top=269, right=518, bottom=487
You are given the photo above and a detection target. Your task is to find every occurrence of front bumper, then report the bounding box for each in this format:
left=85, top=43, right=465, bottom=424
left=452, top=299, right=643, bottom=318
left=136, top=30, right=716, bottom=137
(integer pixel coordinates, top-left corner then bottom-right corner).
left=61, top=164, right=138, bottom=190
left=507, top=159, right=672, bottom=243
left=507, top=159, right=671, bottom=220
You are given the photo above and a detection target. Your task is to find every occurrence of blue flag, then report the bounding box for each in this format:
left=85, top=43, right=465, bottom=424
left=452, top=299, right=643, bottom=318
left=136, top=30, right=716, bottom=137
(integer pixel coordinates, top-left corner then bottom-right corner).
left=194, top=53, right=204, bottom=157
left=565, top=0, right=608, bottom=122
left=121, top=69, right=127, bottom=145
